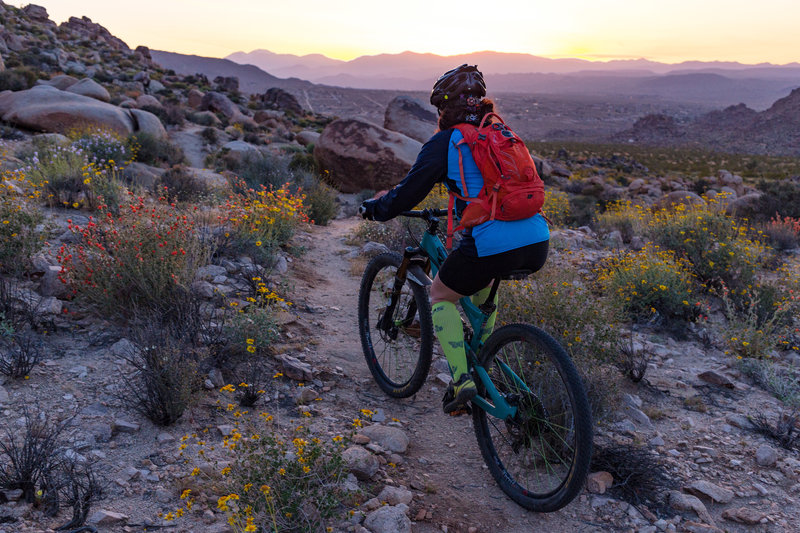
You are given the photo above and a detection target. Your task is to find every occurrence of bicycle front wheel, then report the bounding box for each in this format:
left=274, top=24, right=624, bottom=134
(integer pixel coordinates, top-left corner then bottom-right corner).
left=473, top=324, right=592, bottom=512
left=358, top=253, right=433, bottom=398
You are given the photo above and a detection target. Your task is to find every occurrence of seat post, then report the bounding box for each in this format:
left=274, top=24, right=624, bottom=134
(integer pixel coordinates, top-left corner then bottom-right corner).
left=478, top=278, right=502, bottom=315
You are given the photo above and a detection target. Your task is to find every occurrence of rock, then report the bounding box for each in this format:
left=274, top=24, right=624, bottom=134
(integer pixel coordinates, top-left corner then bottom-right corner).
left=184, top=167, right=228, bottom=189
left=214, top=76, right=239, bottom=93
left=208, top=368, right=225, bottom=388
left=0, top=385, right=9, bottom=404
left=342, top=446, right=380, bottom=480
left=277, top=354, right=313, bottom=381
left=668, top=491, right=714, bottom=525
left=87, top=510, right=129, bottom=526
left=201, top=91, right=240, bottom=119
left=39, top=296, right=62, bottom=314
left=37, top=74, right=80, bottom=90
left=136, top=94, right=163, bottom=110
left=259, top=87, right=303, bottom=115
left=62, top=16, right=130, bottom=51
left=89, top=423, right=113, bottom=443
left=628, top=178, right=646, bottom=192
left=1, top=488, right=23, bottom=501
left=112, top=419, right=140, bottom=434
left=586, top=471, right=614, bottom=494
left=122, top=162, right=165, bottom=189
left=294, top=387, right=319, bottom=405
left=187, top=89, right=204, bottom=109
left=721, top=506, right=767, bottom=525
left=603, top=230, right=624, bottom=248
left=295, top=130, right=320, bottom=146
left=39, top=265, right=68, bottom=298
left=383, top=96, right=437, bottom=143
left=658, top=190, right=706, bottom=209
left=195, top=265, right=228, bottom=280
left=725, top=192, right=763, bottom=218
left=697, top=370, right=734, bottom=389
left=254, top=109, right=284, bottom=123
left=222, top=140, right=260, bottom=155
left=755, top=444, right=778, bottom=467
left=363, top=504, right=411, bottom=533
left=110, top=338, right=136, bottom=357
left=315, top=118, right=421, bottom=193
left=65, top=78, right=110, bottom=102
left=376, top=486, right=413, bottom=506
left=0, top=86, right=134, bottom=136
left=685, top=480, right=734, bottom=504
left=359, top=425, right=409, bottom=454
left=23, top=4, right=50, bottom=21
left=681, top=522, right=724, bottom=533
left=189, top=110, right=221, bottom=126
left=129, top=108, right=168, bottom=139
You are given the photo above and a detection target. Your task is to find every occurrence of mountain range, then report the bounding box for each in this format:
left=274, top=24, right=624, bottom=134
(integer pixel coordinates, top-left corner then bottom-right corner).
left=222, top=50, right=800, bottom=109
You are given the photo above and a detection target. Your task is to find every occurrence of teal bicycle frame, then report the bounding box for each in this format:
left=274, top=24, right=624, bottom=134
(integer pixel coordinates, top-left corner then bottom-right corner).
left=413, top=212, right=521, bottom=421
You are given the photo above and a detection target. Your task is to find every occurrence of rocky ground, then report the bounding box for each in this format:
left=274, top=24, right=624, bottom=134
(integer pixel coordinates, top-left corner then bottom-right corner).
left=4, top=210, right=799, bottom=533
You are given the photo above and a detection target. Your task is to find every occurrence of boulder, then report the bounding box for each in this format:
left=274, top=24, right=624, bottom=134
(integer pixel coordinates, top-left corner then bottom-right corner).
left=23, top=4, right=51, bottom=22
left=254, top=109, right=284, bottom=123
left=259, top=87, right=303, bottom=115
left=65, top=78, right=110, bottom=102
left=658, top=190, right=706, bottom=209
left=128, top=108, right=167, bottom=139
left=214, top=76, right=239, bottom=93
left=185, top=167, right=228, bottom=189
left=359, top=424, right=409, bottom=454
left=725, top=192, right=763, bottom=218
left=341, top=446, right=380, bottom=480
left=122, top=162, right=165, bottom=189
left=363, top=505, right=411, bottom=533
left=315, top=118, right=421, bottom=193
left=136, top=94, right=163, bottom=110
left=36, top=74, right=79, bottom=90
left=187, top=89, right=204, bottom=109
left=200, top=91, right=239, bottom=119
left=0, top=86, right=134, bottom=136
left=295, top=130, right=320, bottom=146
left=383, top=96, right=437, bottom=143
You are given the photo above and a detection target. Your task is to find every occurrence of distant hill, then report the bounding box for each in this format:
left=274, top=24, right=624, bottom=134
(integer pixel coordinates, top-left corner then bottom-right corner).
left=151, top=50, right=312, bottom=94
left=619, top=88, right=800, bottom=156
left=225, top=49, right=800, bottom=109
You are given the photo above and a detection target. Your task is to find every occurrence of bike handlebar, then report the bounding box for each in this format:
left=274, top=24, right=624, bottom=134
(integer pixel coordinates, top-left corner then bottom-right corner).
left=400, top=209, right=450, bottom=219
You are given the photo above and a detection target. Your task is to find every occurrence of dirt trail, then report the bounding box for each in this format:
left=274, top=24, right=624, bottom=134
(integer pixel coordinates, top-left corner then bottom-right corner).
left=289, top=218, right=600, bottom=533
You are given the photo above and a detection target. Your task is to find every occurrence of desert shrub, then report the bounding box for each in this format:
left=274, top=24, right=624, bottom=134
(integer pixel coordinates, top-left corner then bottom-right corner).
left=0, top=408, right=71, bottom=504
left=756, top=178, right=800, bottom=219
left=304, top=179, right=339, bottom=226
left=57, top=197, right=210, bottom=319
left=722, top=283, right=798, bottom=359
left=116, top=323, right=200, bottom=425
left=499, top=264, right=623, bottom=417
left=749, top=411, right=800, bottom=451
left=141, top=104, right=186, bottom=127
left=543, top=189, right=570, bottom=227
left=288, top=151, right=318, bottom=174
left=646, top=201, right=769, bottom=292
left=760, top=215, right=800, bottom=251
left=0, top=66, right=38, bottom=91
left=201, top=127, right=219, bottom=144
left=130, top=132, right=186, bottom=167
left=739, top=359, right=800, bottom=409
left=597, top=245, right=699, bottom=322
left=219, top=184, right=307, bottom=265
left=0, top=331, right=42, bottom=378
left=23, top=143, right=124, bottom=211
left=177, top=423, right=351, bottom=532
left=235, top=153, right=292, bottom=190
left=566, top=194, right=599, bottom=227
left=0, top=177, right=43, bottom=273
left=68, top=127, right=132, bottom=168
left=158, top=165, right=209, bottom=203
left=224, top=276, right=281, bottom=358
left=594, top=200, right=649, bottom=242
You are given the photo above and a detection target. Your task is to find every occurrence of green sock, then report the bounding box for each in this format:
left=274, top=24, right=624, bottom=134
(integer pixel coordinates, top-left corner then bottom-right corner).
left=431, top=301, right=468, bottom=380
left=471, top=286, right=498, bottom=344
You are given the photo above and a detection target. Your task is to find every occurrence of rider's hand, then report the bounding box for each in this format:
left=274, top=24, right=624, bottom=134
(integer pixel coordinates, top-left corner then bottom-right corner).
left=359, top=200, right=376, bottom=220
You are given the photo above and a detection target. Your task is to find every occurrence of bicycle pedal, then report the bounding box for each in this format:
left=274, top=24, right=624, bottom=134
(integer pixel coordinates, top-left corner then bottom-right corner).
left=448, top=405, right=471, bottom=417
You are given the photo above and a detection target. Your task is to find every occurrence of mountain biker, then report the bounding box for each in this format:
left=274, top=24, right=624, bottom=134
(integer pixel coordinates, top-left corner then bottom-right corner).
left=360, top=64, right=550, bottom=413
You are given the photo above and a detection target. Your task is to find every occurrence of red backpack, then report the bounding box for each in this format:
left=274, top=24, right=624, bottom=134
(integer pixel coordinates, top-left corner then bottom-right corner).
left=447, top=113, right=545, bottom=247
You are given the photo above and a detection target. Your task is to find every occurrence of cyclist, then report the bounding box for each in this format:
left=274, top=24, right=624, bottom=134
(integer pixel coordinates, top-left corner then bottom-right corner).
left=360, top=64, right=550, bottom=413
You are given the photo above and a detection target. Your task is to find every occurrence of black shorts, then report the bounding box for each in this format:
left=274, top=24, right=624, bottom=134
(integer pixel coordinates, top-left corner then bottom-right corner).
left=438, top=240, right=549, bottom=296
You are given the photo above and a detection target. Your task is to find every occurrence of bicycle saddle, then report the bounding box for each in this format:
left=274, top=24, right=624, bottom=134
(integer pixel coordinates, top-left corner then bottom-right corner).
left=500, top=269, right=534, bottom=280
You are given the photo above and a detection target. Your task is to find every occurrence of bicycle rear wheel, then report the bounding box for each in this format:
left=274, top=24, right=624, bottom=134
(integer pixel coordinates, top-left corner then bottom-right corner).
left=473, top=323, right=592, bottom=512
left=358, top=253, right=433, bottom=398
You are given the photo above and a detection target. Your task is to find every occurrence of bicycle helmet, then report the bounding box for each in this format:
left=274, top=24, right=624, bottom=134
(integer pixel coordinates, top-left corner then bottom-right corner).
left=430, top=64, right=486, bottom=108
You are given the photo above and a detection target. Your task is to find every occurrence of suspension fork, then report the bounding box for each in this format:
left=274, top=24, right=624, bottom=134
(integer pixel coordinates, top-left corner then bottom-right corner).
left=377, top=247, right=428, bottom=335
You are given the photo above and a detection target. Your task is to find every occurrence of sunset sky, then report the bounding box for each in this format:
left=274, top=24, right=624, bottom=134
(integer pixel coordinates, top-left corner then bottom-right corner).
left=16, top=0, right=800, bottom=65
